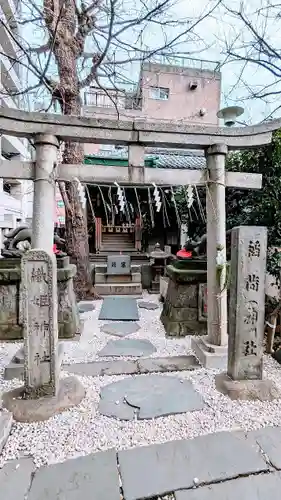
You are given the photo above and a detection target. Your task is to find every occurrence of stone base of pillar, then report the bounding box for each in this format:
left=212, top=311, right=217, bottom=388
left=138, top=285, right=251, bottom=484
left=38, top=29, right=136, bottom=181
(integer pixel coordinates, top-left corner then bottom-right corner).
left=215, top=373, right=280, bottom=401
left=2, top=376, right=85, bottom=422
left=160, top=259, right=207, bottom=338
left=191, top=336, right=227, bottom=370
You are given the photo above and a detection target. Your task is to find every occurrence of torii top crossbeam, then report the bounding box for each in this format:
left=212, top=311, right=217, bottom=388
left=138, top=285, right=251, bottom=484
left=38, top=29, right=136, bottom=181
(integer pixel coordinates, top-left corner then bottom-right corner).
left=1, top=108, right=281, bottom=149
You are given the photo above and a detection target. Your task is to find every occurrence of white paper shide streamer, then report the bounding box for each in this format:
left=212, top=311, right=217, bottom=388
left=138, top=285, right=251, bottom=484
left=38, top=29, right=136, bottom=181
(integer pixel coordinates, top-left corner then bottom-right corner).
left=114, top=181, right=125, bottom=213
left=152, top=183, right=162, bottom=212
left=74, top=177, right=86, bottom=209
left=187, top=185, right=194, bottom=208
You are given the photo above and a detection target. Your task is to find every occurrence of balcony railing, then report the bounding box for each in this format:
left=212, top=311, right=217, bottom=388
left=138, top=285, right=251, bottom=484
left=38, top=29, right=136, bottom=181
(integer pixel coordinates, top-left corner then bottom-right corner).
left=145, top=54, right=221, bottom=73
left=84, top=90, right=142, bottom=110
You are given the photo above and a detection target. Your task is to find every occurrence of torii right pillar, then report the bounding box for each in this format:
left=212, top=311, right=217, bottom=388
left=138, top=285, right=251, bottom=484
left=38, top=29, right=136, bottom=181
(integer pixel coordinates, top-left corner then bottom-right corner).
left=191, top=144, right=228, bottom=369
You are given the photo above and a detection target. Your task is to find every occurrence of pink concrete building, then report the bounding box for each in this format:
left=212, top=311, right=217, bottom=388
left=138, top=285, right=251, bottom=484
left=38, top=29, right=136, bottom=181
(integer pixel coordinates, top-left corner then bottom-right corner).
left=84, top=58, right=221, bottom=156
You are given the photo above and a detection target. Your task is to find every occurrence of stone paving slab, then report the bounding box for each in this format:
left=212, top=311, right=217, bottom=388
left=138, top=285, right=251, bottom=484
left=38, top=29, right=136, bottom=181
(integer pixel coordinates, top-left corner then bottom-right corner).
left=101, top=322, right=140, bottom=337
left=28, top=450, right=120, bottom=500
left=138, top=301, right=159, bottom=310
left=0, top=411, right=13, bottom=453
left=99, top=375, right=204, bottom=420
left=0, top=458, right=35, bottom=500
left=118, top=431, right=268, bottom=500
left=64, top=355, right=199, bottom=377
left=99, top=297, right=139, bottom=321
left=65, top=359, right=139, bottom=376
left=175, top=471, right=281, bottom=500
left=247, top=426, right=281, bottom=469
left=98, top=338, right=157, bottom=357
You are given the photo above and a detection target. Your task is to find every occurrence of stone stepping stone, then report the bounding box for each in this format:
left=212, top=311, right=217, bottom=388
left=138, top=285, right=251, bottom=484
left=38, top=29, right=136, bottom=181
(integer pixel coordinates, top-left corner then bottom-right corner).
left=101, top=322, right=140, bottom=337
left=175, top=473, right=281, bottom=500
left=118, top=431, right=268, bottom=500
left=99, top=297, right=139, bottom=321
left=63, top=355, right=200, bottom=378
left=0, top=458, right=35, bottom=500
left=99, top=374, right=204, bottom=420
left=138, top=301, right=159, bottom=310
left=0, top=411, right=13, bottom=453
left=28, top=450, right=120, bottom=500
left=98, top=339, right=156, bottom=358
left=78, top=302, right=95, bottom=313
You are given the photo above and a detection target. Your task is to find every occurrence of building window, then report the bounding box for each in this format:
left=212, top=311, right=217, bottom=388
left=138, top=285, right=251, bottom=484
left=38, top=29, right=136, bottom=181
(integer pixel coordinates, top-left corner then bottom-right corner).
left=150, top=87, right=169, bottom=100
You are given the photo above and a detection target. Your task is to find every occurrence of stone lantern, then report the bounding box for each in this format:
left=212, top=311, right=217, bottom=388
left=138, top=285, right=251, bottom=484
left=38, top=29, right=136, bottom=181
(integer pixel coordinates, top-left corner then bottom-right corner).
left=148, top=243, right=171, bottom=293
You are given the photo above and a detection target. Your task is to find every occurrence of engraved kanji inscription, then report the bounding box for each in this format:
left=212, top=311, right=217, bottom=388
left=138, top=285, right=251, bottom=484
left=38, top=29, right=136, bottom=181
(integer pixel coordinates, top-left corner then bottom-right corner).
left=248, top=240, right=261, bottom=258
left=245, top=274, right=260, bottom=292
left=243, top=340, right=257, bottom=356
left=244, top=300, right=259, bottom=325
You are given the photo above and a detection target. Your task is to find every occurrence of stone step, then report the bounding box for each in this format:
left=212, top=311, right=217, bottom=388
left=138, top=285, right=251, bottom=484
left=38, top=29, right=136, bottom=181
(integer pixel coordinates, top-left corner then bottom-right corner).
left=95, top=272, right=142, bottom=284
left=95, top=282, right=142, bottom=296
left=90, top=253, right=148, bottom=262
left=92, top=263, right=142, bottom=274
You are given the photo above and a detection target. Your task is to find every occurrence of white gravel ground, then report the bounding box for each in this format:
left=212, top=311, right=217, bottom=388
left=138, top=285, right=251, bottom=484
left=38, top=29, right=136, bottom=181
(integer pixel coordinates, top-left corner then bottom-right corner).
left=63, top=292, right=193, bottom=364
left=1, top=292, right=281, bottom=469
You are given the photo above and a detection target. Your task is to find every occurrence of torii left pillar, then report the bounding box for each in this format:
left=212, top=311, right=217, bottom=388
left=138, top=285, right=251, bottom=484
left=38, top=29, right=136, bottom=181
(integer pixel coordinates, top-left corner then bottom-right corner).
left=32, top=134, right=59, bottom=251
left=191, top=143, right=228, bottom=369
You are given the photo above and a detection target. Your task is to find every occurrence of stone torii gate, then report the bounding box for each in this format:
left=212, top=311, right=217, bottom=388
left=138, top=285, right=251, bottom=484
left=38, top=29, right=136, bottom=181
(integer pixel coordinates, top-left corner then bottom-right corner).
left=0, top=108, right=280, bottom=368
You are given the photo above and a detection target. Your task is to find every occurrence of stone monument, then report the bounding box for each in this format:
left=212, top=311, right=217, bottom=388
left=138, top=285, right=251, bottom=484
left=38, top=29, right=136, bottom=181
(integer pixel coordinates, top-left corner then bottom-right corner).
left=0, top=255, right=80, bottom=341
left=161, top=256, right=207, bottom=337
left=2, top=249, right=85, bottom=422
left=216, top=226, right=280, bottom=401
left=107, top=255, right=131, bottom=275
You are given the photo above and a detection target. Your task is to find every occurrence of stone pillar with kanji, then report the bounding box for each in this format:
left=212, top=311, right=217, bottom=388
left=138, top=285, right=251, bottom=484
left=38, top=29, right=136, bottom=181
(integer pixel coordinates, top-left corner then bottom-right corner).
left=216, top=226, right=280, bottom=401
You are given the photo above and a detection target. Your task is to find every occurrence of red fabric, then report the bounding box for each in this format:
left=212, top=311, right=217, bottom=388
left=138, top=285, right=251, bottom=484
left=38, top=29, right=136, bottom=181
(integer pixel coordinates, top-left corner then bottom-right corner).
left=176, top=249, right=192, bottom=258
left=53, top=244, right=58, bottom=254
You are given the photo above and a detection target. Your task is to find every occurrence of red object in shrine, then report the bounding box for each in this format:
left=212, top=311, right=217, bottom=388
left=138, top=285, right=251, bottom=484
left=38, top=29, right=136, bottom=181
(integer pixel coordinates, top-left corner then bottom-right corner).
left=53, top=244, right=58, bottom=254
left=176, top=248, right=192, bottom=258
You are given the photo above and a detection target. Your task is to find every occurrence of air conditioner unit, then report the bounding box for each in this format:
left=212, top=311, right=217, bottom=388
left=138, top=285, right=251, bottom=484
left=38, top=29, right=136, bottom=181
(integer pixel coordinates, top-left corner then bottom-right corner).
left=189, top=81, right=198, bottom=91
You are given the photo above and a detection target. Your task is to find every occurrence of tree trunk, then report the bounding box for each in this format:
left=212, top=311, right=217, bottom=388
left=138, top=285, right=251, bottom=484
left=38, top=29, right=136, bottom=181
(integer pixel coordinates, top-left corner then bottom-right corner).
left=43, top=0, right=99, bottom=300
left=61, top=112, right=94, bottom=301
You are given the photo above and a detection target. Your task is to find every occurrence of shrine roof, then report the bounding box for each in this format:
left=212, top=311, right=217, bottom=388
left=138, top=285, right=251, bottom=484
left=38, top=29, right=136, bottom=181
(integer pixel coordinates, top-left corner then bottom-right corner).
left=84, top=148, right=205, bottom=169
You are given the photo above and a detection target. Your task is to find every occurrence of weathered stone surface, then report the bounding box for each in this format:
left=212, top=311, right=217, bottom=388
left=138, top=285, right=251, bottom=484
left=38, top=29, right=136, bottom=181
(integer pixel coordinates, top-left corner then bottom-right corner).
left=98, top=339, right=157, bottom=358
left=191, top=337, right=227, bottom=370
left=58, top=264, right=80, bottom=338
left=28, top=450, right=120, bottom=500
left=64, top=355, right=199, bottom=377
left=228, top=226, right=267, bottom=380
left=99, top=375, right=204, bottom=420
left=138, top=355, right=200, bottom=373
left=118, top=431, right=268, bottom=500
left=166, top=281, right=198, bottom=308
left=248, top=427, right=281, bottom=469
left=0, top=458, right=35, bottom=500
left=138, top=301, right=159, bottom=310
left=101, top=321, right=140, bottom=337
left=6, top=355, right=200, bottom=380
left=161, top=264, right=207, bottom=337
left=0, top=411, right=13, bottom=453
left=107, top=255, right=131, bottom=275
left=175, top=472, right=281, bottom=500
left=65, top=359, right=139, bottom=376
left=2, top=376, right=85, bottom=422
left=99, top=297, right=139, bottom=321
left=0, top=258, right=79, bottom=341
left=4, top=344, right=64, bottom=381
left=78, top=302, right=96, bottom=313
left=21, top=249, right=59, bottom=397
left=216, top=373, right=280, bottom=401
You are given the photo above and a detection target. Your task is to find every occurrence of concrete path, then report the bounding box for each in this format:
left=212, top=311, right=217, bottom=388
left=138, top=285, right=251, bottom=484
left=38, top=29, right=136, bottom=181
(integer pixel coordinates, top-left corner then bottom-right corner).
left=2, top=426, right=281, bottom=499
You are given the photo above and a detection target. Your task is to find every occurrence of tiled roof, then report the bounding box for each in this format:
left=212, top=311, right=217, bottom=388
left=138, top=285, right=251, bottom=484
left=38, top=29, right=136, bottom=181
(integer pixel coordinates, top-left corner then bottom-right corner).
left=89, top=148, right=205, bottom=170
